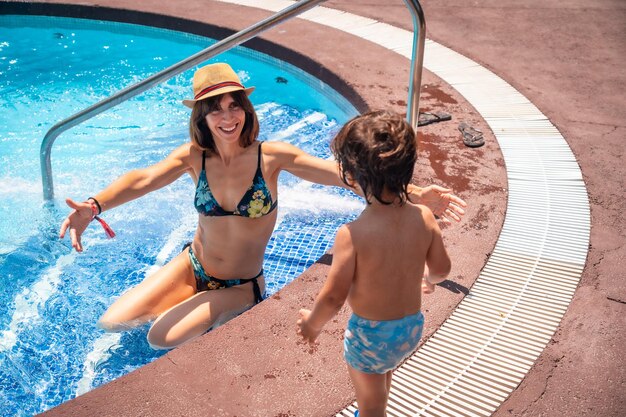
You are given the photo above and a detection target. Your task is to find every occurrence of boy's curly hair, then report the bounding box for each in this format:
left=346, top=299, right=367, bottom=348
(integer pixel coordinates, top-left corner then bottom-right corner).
left=331, top=110, right=417, bottom=205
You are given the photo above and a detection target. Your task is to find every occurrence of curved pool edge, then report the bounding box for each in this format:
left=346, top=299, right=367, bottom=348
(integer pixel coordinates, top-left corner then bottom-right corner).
left=3, top=1, right=508, bottom=416
left=0, top=0, right=370, bottom=115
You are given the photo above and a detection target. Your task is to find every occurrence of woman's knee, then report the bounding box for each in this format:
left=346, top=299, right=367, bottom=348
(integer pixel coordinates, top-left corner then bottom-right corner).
left=146, top=309, right=206, bottom=350
left=146, top=321, right=193, bottom=350
left=147, top=324, right=171, bottom=350
left=97, top=307, right=150, bottom=332
left=97, top=317, right=122, bottom=332
left=97, top=311, right=129, bottom=332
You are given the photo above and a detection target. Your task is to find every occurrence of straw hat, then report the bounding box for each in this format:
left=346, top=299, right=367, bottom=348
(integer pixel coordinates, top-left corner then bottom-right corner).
left=182, top=63, right=255, bottom=108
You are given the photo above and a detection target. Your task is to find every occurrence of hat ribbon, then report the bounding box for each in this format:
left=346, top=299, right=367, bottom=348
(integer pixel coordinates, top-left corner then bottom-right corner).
left=194, top=81, right=245, bottom=99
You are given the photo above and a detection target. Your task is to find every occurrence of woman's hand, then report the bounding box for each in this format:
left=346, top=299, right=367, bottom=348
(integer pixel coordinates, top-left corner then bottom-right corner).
left=410, top=185, right=467, bottom=225
left=296, top=309, right=321, bottom=345
left=59, top=198, right=94, bottom=252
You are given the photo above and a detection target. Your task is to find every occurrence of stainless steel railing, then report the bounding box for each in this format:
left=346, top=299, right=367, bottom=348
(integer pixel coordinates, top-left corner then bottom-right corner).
left=40, top=0, right=426, bottom=200
left=404, top=0, right=426, bottom=129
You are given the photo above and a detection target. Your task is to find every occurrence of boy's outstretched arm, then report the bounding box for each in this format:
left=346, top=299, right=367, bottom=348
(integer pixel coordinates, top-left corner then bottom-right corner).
left=424, top=208, right=452, bottom=285
left=297, top=225, right=356, bottom=344
left=422, top=265, right=436, bottom=295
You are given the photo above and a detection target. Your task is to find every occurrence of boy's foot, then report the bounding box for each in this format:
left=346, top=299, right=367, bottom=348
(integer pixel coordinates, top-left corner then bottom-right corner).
left=354, top=410, right=359, bottom=417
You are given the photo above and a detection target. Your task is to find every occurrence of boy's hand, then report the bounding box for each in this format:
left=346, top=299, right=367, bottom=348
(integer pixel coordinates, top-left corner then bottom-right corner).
left=422, top=279, right=436, bottom=294
left=296, top=309, right=321, bottom=344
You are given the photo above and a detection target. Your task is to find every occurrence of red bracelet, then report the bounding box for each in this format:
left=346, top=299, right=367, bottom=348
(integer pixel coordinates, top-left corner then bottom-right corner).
left=88, top=197, right=102, bottom=215
left=88, top=201, right=115, bottom=239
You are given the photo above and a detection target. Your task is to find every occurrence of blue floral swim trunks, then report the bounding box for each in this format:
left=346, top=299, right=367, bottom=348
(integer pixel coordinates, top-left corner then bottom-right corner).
left=344, top=311, right=424, bottom=374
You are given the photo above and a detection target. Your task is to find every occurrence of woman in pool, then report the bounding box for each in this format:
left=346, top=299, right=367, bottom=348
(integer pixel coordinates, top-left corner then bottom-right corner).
left=59, top=63, right=466, bottom=349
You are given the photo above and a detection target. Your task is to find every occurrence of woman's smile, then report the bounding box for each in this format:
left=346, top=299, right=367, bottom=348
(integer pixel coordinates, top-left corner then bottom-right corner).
left=219, top=124, right=238, bottom=134
left=205, top=93, right=246, bottom=142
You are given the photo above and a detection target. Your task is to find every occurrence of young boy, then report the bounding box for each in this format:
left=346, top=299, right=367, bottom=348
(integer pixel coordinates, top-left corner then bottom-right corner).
left=296, top=110, right=451, bottom=417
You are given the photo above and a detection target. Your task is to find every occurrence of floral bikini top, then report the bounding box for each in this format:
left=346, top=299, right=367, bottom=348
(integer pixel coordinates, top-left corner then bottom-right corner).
left=194, top=142, right=277, bottom=218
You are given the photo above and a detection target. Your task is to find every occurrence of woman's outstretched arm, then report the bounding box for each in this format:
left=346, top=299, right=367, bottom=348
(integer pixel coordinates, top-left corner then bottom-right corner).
left=408, top=184, right=466, bottom=225
left=59, top=143, right=193, bottom=252
left=266, top=141, right=467, bottom=222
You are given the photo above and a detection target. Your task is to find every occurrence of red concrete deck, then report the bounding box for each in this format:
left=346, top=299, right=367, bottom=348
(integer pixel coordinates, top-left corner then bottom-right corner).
left=3, top=0, right=622, bottom=416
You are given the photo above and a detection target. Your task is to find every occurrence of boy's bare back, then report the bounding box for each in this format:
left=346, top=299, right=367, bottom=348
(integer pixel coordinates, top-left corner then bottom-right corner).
left=344, top=200, right=443, bottom=321
left=297, top=110, right=451, bottom=346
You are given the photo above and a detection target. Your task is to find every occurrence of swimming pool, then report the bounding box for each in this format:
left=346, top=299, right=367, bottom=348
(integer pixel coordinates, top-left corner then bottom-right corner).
left=0, top=15, right=362, bottom=416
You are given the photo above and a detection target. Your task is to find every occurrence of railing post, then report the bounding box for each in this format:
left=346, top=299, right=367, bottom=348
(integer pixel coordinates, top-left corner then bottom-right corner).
left=41, top=130, right=57, bottom=201
left=403, top=0, right=426, bottom=130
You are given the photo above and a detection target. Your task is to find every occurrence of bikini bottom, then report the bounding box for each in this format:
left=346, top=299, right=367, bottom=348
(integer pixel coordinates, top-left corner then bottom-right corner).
left=183, top=242, right=263, bottom=304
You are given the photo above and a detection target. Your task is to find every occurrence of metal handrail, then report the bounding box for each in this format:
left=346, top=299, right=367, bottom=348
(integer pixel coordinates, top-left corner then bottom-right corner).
left=404, top=0, right=426, bottom=129
left=40, top=0, right=426, bottom=200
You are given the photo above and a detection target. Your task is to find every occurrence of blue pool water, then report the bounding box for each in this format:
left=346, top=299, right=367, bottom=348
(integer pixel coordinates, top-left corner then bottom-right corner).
left=0, top=15, right=362, bottom=416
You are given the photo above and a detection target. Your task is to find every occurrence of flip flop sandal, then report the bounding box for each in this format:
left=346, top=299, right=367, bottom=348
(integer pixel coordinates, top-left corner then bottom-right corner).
left=458, top=122, right=485, bottom=148
left=418, top=111, right=452, bottom=127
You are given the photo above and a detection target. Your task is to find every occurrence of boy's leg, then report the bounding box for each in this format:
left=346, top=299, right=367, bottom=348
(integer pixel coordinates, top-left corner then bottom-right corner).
left=385, top=371, right=393, bottom=395
left=347, top=364, right=388, bottom=417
